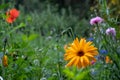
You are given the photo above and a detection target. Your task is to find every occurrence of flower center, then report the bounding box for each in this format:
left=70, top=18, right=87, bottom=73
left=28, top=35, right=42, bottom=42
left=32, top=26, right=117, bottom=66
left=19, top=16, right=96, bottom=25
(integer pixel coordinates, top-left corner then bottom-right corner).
left=77, top=51, right=84, bottom=57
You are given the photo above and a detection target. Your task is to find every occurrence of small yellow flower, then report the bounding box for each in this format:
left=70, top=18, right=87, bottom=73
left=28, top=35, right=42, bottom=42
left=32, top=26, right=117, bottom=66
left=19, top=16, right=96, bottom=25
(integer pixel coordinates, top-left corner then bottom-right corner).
left=64, top=38, right=98, bottom=68
left=2, top=55, right=8, bottom=67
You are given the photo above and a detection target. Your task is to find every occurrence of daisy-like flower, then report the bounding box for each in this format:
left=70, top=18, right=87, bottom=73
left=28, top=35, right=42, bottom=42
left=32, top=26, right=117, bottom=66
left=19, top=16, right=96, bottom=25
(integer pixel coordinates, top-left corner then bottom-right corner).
left=90, top=16, right=103, bottom=25
left=6, top=8, right=19, bottom=23
left=2, top=55, right=8, bottom=67
left=64, top=38, right=98, bottom=68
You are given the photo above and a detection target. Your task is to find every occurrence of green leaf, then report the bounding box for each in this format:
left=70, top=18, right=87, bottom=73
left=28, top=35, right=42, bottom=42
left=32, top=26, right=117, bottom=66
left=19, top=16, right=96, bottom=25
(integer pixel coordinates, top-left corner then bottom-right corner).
left=75, top=69, right=90, bottom=80
left=63, top=68, right=74, bottom=79
left=8, top=23, right=26, bottom=34
left=28, top=34, right=38, bottom=41
left=22, top=34, right=28, bottom=42
left=18, top=74, right=27, bottom=80
left=0, top=3, right=9, bottom=10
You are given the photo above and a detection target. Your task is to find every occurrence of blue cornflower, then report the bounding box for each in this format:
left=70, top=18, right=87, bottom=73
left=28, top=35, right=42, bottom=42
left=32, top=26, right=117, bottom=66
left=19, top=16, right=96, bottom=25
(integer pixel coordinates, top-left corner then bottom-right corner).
left=99, top=49, right=108, bottom=54
left=88, top=37, right=94, bottom=41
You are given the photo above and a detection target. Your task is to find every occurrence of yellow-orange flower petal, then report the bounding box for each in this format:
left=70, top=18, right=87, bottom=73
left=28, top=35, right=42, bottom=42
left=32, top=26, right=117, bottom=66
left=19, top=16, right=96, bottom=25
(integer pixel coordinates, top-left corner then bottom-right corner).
left=2, top=55, right=8, bottom=67
left=64, top=38, right=98, bottom=68
left=105, top=56, right=112, bottom=64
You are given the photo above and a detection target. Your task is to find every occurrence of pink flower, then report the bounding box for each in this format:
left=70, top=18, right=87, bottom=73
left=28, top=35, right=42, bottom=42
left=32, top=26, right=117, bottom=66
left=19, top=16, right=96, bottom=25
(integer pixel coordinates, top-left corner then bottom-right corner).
left=91, top=61, right=95, bottom=65
left=90, top=16, right=103, bottom=25
left=91, top=59, right=96, bottom=65
left=106, top=27, right=116, bottom=36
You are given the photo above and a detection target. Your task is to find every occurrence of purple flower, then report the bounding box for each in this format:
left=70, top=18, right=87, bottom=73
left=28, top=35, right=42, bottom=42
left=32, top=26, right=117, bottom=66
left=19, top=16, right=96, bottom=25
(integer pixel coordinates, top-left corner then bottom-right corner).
left=99, top=50, right=108, bottom=54
left=106, top=27, right=116, bottom=36
left=88, top=37, right=94, bottom=41
left=90, top=16, right=103, bottom=25
left=91, top=60, right=96, bottom=65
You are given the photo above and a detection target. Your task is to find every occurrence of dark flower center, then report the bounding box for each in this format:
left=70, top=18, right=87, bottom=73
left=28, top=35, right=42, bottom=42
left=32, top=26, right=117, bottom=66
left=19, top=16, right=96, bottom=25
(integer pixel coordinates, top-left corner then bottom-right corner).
left=77, top=51, right=84, bottom=57
left=94, top=21, right=98, bottom=24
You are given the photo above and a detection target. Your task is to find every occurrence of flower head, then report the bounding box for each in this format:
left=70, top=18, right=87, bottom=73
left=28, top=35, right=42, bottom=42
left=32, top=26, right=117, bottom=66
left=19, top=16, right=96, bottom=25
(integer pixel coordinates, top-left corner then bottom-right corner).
left=106, top=27, right=116, bottom=36
left=105, top=56, right=112, bottom=64
left=90, top=16, right=103, bottom=25
left=99, top=49, right=108, bottom=54
left=2, top=55, right=8, bottom=67
left=88, top=37, right=94, bottom=41
left=91, top=59, right=96, bottom=65
left=64, top=38, right=98, bottom=68
left=6, top=8, right=19, bottom=23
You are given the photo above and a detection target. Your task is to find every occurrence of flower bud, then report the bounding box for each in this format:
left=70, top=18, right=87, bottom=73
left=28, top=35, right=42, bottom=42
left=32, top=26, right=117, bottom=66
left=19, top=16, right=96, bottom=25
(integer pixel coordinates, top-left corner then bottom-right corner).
left=2, top=55, right=8, bottom=67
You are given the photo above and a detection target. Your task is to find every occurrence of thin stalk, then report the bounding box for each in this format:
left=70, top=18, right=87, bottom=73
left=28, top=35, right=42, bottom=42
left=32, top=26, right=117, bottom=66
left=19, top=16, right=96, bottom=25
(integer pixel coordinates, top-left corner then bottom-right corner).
left=61, top=27, right=75, bottom=40
left=69, top=27, right=75, bottom=40
left=2, top=37, right=7, bottom=79
left=57, top=44, right=62, bottom=80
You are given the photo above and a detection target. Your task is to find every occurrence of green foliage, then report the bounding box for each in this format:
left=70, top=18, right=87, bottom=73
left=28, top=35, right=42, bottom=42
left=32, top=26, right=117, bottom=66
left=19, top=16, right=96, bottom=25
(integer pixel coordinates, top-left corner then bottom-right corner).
left=0, top=3, right=9, bottom=10
left=0, top=0, right=120, bottom=80
left=63, top=67, right=91, bottom=80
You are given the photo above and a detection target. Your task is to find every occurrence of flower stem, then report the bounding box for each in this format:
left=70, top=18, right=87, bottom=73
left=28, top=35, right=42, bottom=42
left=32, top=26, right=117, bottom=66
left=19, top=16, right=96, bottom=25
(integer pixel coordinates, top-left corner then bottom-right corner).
left=2, top=37, right=7, bottom=79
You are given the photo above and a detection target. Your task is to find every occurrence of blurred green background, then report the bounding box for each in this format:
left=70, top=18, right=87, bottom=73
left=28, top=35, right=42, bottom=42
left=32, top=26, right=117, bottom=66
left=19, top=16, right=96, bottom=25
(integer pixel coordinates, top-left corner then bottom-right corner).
left=1, top=0, right=119, bottom=37
left=0, top=0, right=120, bottom=80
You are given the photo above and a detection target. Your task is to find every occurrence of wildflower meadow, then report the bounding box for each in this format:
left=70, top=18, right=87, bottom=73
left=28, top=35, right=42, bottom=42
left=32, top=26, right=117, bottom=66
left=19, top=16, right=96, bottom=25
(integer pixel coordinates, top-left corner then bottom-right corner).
left=0, top=0, right=120, bottom=80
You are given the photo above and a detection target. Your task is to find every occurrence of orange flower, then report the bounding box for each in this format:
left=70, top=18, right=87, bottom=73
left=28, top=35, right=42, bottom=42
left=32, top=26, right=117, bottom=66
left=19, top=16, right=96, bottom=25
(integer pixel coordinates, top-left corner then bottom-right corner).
left=64, top=38, right=98, bottom=68
left=6, top=8, right=19, bottom=23
left=6, top=16, right=16, bottom=23
left=105, top=56, right=112, bottom=64
left=2, top=55, right=8, bottom=67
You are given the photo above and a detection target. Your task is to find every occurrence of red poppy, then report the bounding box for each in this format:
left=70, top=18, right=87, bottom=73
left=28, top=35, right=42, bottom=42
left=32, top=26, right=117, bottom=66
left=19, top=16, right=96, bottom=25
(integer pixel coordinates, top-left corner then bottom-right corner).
left=6, top=8, right=19, bottom=23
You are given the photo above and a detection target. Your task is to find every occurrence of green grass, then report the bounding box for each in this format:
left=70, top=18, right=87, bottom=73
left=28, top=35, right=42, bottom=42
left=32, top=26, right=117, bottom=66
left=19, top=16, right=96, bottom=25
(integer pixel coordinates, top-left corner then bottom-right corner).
left=0, top=0, right=120, bottom=80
